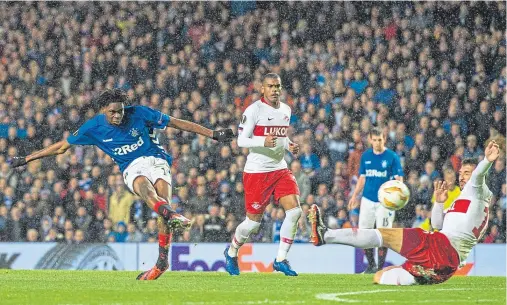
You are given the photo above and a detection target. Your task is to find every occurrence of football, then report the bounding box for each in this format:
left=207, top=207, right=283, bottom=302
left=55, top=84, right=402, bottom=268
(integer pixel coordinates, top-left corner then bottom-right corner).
left=378, top=180, right=411, bottom=211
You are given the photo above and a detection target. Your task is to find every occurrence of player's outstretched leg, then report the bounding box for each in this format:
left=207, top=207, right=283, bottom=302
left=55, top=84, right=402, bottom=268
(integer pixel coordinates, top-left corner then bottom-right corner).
left=137, top=220, right=172, bottom=281
left=308, top=204, right=326, bottom=246
left=308, top=204, right=385, bottom=249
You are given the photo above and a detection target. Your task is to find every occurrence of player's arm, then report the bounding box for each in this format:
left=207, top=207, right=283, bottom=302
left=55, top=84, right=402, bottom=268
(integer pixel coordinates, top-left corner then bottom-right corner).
left=431, top=180, right=448, bottom=230
left=348, top=175, right=365, bottom=210
left=348, top=153, right=367, bottom=209
left=284, top=138, right=299, bottom=155
left=10, top=120, right=96, bottom=168
left=11, top=140, right=72, bottom=168
left=168, top=117, right=233, bottom=141
left=393, top=153, right=404, bottom=182
left=137, top=106, right=233, bottom=141
left=470, top=141, right=499, bottom=187
left=283, top=109, right=299, bottom=155
left=353, top=175, right=366, bottom=196
left=353, top=153, right=367, bottom=195
left=431, top=202, right=444, bottom=230
left=237, top=106, right=266, bottom=148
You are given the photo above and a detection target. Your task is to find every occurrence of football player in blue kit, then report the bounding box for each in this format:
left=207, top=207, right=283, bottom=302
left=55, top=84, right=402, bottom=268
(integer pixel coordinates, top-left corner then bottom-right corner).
left=11, top=89, right=234, bottom=280
left=347, top=127, right=403, bottom=273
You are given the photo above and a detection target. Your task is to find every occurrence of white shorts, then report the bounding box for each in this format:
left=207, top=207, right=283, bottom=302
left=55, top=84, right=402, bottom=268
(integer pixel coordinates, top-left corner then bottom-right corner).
left=379, top=267, right=416, bottom=286
left=122, top=156, right=172, bottom=194
left=358, top=197, right=395, bottom=229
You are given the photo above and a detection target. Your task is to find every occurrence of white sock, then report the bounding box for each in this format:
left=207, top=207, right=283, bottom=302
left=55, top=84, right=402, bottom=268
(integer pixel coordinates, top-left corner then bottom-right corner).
left=228, top=217, right=261, bottom=257
left=276, top=207, right=302, bottom=262
left=324, top=228, right=383, bottom=248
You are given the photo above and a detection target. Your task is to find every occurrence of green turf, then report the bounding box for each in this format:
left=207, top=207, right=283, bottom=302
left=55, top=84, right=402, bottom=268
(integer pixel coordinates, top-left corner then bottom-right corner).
left=0, top=270, right=505, bottom=305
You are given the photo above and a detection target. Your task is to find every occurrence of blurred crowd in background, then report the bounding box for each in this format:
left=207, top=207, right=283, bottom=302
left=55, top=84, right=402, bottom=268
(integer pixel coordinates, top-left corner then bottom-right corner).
left=0, top=2, right=505, bottom=244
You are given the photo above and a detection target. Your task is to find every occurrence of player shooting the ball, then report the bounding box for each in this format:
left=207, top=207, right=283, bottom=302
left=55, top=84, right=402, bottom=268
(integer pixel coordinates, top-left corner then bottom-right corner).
left=309, top=140, right=500, bottom=285
left=10, top=89, right=234, bottom=280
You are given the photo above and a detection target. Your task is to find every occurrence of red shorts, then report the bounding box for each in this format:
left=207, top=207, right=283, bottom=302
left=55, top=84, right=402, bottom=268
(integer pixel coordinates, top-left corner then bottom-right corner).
left=401, top=228, right=460, bottom=285
left=243, top=169, right=300, bottom=214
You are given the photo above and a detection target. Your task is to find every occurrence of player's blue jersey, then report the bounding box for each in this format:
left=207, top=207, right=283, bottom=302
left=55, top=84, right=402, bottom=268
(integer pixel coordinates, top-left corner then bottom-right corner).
left=67, top=105, right=171, bottom=172
left=359, top=148, right=403, bottom=202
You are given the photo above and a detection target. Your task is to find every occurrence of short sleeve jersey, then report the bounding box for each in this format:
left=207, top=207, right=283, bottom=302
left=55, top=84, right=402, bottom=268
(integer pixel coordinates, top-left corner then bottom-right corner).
left=358, top=148, right=404, bottom=202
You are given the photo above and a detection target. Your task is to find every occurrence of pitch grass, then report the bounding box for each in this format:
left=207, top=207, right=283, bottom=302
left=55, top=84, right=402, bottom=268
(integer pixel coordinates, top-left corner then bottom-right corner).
left=0, top=270, right=505, bottom=305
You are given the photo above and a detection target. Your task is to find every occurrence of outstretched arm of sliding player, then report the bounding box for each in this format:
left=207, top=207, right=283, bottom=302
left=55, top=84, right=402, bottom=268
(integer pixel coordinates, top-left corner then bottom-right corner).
left=470, top=159, right=493, bottom=187
left=237, top=106, right=264, bottom=148
left=431, top=180, right=448, bottom=230
left=470, top=141, right=499, bottom=187
left=431, top=202, right=444, bottom=230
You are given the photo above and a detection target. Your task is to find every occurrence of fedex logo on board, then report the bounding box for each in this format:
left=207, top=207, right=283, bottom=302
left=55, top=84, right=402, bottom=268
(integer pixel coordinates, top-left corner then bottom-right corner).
left=171, top=244, right=273, bottom=272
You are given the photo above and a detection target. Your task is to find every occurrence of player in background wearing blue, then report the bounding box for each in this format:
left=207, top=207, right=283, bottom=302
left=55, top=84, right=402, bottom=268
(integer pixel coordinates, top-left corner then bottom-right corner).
left=11, top=89, right=234, bottom=280
left=347, top=127, right=404, bottom=273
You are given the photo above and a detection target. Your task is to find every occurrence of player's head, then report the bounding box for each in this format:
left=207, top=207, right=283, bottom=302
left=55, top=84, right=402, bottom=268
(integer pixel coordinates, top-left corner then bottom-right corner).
left=368, top=127, right=385, bottom=152
left=96, top=89, right=128, bottom=126
left=261, top=73, right=282, bottom=104
left=458, top=157, right=479, bottom=190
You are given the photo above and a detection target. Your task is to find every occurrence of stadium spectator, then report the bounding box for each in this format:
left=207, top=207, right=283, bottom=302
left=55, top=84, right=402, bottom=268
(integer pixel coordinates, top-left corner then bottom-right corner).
left=201, top=204, right=228, bottom=242
left=108, top=184, right=135, bottom=225
left=126, top=222, right=144, bottom=243
left=291, top=160, right=311, bottom=202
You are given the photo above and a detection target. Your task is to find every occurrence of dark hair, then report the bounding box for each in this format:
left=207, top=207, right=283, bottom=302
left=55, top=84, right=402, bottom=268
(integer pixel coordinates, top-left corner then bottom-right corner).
left=369, top=127, right=384, bottom=138
left=262, top=73, right=281, bottom=83
left=96, top=89, right=128, bottom=110
left=462, top=157, right=479, bottom=167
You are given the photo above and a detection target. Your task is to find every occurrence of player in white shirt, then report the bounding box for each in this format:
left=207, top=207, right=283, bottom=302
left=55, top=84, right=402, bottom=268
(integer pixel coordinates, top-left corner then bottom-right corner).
left=224, top=73, right=302, bottom=276
left=309, top=140, right=500, bottom=285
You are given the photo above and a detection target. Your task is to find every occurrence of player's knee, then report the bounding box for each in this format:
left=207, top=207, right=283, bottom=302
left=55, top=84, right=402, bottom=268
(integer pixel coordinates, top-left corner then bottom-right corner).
left=286, top=207, right=302, bottom=222
left=243, top=216, right=262, bottom=234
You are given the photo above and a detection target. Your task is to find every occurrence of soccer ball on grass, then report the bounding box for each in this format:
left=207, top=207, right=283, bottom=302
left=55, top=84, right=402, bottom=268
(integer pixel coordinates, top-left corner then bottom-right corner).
left=378, top=180, right=410, bottom=211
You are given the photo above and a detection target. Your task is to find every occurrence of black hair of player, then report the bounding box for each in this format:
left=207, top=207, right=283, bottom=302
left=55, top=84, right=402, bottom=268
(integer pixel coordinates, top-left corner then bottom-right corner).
left=369, top=127, right=384, bottom=138
left=262, top=73, right=281, bottom=83
left=96, top=89, right=128, bottom=110
left=461, top=157, right=479, bottom=167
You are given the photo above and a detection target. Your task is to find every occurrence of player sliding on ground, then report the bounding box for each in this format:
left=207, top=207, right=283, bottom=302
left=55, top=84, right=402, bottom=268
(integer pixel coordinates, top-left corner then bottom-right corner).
left=10, top=89, right=234, bottom=280
left=224, top=73, right=302, bottom=276
left=309, top=140, right=500, bottom=285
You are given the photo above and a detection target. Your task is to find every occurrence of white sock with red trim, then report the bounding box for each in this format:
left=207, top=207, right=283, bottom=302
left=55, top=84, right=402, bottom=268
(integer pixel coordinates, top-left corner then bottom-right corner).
left=324, top=228, right=383, bottom=248
left=228, top=217, right=261, bottom=257
left=276, top=207, right=302, bottom=262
